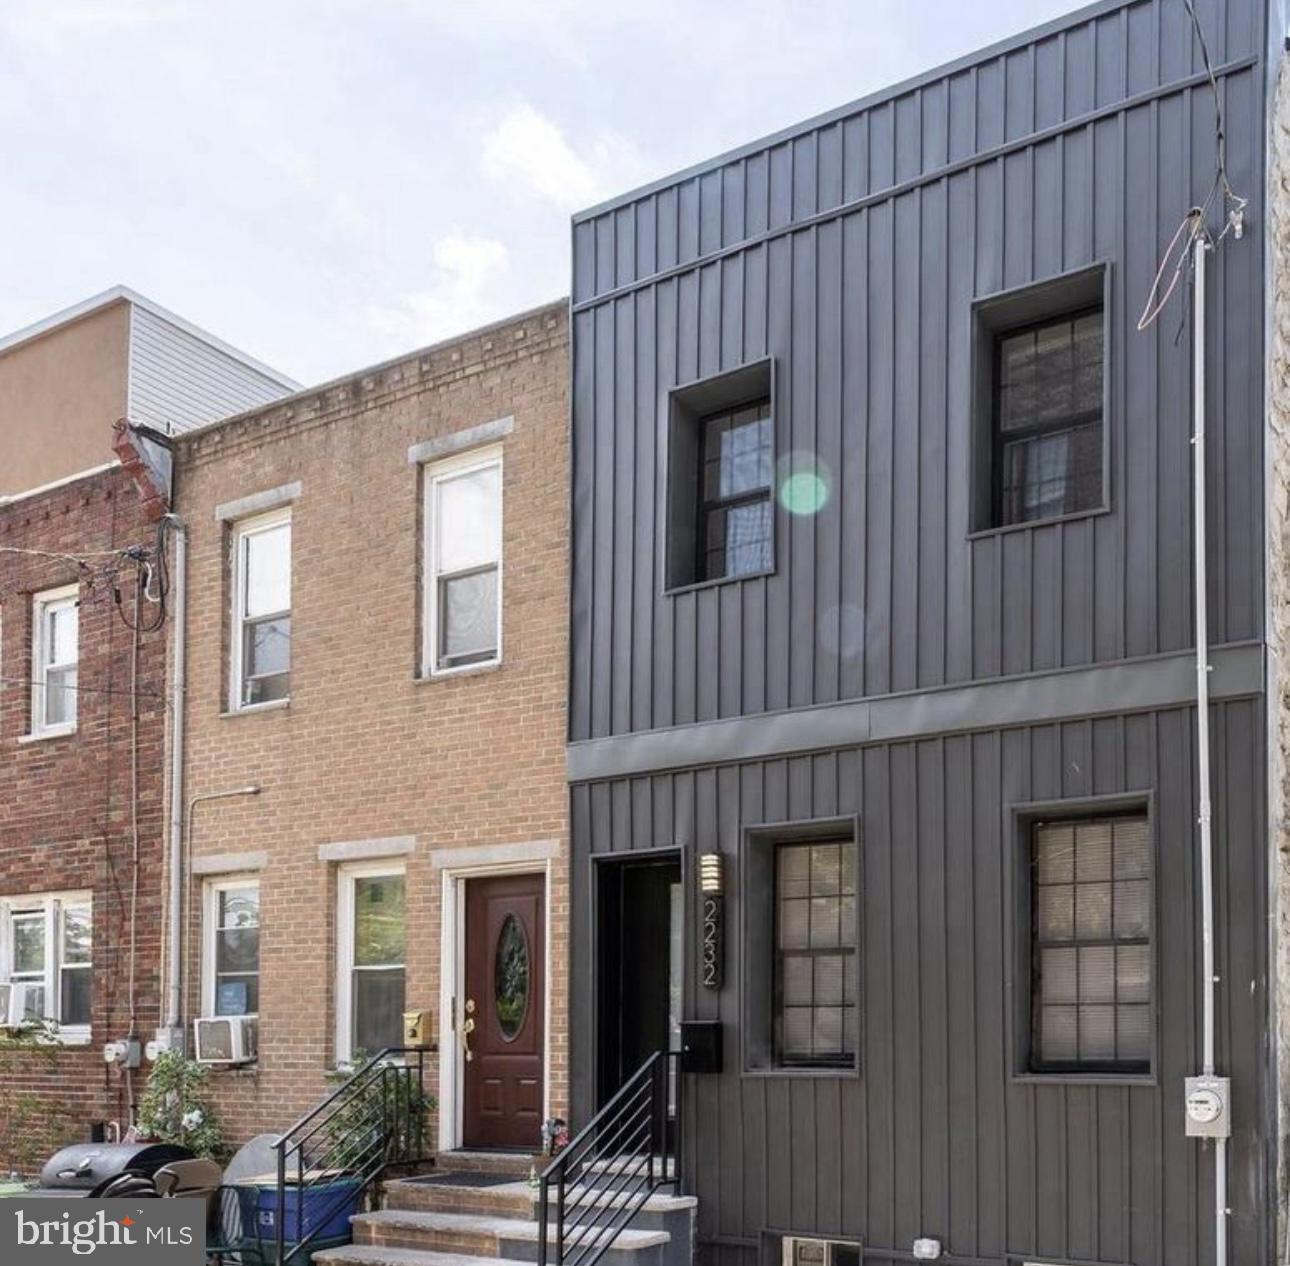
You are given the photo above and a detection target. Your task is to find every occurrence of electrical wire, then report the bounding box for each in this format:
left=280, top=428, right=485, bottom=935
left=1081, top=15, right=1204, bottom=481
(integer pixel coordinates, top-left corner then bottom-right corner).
left=1137, top=0, right=1248, bottom=332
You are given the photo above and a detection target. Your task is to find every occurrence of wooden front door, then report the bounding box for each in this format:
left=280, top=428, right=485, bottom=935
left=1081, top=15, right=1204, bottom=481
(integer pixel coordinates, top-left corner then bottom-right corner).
left=462, top=873, right=545, bottom=1149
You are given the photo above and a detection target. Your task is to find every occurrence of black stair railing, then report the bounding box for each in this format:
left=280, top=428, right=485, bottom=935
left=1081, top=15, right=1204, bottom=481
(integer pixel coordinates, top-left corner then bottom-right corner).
left=271, top=1047, right=432, bottom=1266
left=538, top=1050, right=682, bottom=1266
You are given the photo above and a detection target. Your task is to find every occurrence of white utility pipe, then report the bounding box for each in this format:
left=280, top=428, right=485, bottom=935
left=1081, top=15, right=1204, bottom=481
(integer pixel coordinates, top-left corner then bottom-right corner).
left=1192, top=235, right=1227, bottom=1266
left=164, top=517, right=187, bottom=1035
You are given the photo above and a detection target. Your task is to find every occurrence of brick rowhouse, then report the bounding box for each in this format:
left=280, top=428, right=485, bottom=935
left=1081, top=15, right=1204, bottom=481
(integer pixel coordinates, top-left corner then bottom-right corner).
left=0, top=463, right=168, bottom=1170
left=170, top=301, right=569, bottom=1146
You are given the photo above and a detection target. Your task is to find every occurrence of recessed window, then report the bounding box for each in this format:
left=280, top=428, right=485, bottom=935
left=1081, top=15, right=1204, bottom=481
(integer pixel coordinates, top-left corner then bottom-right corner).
left=1029, top=813, right=1151, bottom=1073
left=231, top=509, right=291, bottom=709
left=0, top=893, right=92, bottom=1040
left=666, top=359, right=775, bottom=591
left=336, top=865, right=406, bottom=1063
left=423, top=447, right=502, bottom=675
left=780, top=1238, right=860, bottom=1266
left=203, top=878, right=260, bottom=1018
left=743, top=818, right=859, bottom=1076
left=971, top=266, right=1108, bottom=531
left=774, top=840, right=858, bottom=1068
left=31, top=585, right=79, bottom=736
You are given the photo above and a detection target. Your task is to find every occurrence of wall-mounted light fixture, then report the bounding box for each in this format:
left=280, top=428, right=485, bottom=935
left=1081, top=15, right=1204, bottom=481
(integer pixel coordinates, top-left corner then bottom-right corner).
left=698, top=852, right=725, bottom=989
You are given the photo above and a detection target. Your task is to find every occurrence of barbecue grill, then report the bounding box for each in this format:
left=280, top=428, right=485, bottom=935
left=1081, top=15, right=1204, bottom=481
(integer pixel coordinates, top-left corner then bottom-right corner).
left=26, top=1142, right=193, bottom=1198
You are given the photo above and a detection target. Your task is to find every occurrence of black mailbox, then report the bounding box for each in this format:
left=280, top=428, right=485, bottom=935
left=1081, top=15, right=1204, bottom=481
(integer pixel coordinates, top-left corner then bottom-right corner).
left=680, top=1020, right=723, bottom=1074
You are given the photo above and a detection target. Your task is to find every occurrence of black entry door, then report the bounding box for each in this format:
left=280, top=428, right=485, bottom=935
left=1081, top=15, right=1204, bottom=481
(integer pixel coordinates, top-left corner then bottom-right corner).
left=597, top=856, right=682, bottom=1105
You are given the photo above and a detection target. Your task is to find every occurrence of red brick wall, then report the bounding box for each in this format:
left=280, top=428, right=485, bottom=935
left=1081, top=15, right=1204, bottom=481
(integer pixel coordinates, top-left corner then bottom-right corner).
left=0, top=465, right=167, bottom=1172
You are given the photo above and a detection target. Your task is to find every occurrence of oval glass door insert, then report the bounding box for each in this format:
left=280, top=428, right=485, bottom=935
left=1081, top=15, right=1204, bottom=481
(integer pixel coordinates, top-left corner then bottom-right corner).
left=495, top=914, right=530, bottom=1041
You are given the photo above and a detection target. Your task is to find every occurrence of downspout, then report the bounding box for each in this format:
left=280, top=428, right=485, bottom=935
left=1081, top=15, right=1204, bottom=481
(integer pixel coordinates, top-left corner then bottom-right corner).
left=1192, top=234, right=1228, bottom=1266
left=164, top=516, right=187, bottom=1038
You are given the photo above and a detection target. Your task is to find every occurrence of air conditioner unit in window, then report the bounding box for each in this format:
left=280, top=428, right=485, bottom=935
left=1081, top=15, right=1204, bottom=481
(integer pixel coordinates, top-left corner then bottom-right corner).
left=781, top=1239, right=861, bottom=1266
left=193, top=1015, right=258, bottom=1065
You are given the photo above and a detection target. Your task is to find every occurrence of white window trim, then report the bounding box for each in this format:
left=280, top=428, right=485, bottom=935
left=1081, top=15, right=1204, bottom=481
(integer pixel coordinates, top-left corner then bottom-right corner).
left=30, top=584, right=79, bottom=738
left=201, top=875, right=260, bottom=1020
left=421, top=444, right=503, bottom=679
left=229, top=507, right=292, bottom=713
left=335, top=860, right=407, bottom=1067
left=0, top=891, right=92, bottom=1044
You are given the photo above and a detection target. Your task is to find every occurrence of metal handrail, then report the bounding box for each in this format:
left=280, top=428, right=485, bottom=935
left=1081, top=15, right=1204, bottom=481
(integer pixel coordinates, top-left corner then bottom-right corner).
left=537, top=1050, right=681, bottom=1266
left=271, top=1047, right=432, bottom=1266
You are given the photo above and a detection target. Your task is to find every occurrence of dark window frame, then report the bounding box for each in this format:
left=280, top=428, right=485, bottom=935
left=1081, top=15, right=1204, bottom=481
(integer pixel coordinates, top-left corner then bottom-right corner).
left=969, top=263, right=1111, bottom=536
left=771, top=837, right=858, bottom=1071
left=740, top=815, right=861, bottom=1080
left=694, top=400, right=774, bottom=585
left=665, top=358, right=776, bottom=594
left=990, top=303, right=1105, bottom=528
left=1005, top=792, right=1157, bottom=1085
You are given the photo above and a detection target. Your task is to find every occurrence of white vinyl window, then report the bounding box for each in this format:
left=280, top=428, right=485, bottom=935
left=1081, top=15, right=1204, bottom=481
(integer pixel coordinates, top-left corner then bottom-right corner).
left=336, top=863, right=406, bottom=1064
left=31, top=585, right=79, bottom=735
left=0, top=894, right=92, bottom=1042
left=231, top=509, right=291, bottom=710
left=423, top=447, right=502, bottom=675
left=202, top=878, right=260, bottom=1019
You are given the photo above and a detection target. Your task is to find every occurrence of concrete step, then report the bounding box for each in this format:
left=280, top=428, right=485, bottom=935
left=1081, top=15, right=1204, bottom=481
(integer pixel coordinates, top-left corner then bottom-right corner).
left=352, top=1210, right=669, bottom=1266
left=385, top=1177, right=696, bottom=1222
left=315, top=1249, right=530, bottom=1266
left=432, top=1151, right=539, bottom=1180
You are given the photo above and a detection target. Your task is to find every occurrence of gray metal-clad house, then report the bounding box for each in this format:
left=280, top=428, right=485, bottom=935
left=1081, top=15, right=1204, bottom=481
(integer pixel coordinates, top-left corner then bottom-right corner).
left=565, top=0, right=1280, bottom=1262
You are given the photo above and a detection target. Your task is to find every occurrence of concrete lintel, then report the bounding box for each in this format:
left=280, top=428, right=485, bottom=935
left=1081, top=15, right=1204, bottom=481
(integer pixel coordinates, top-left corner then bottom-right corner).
left=192, top=850, right=268, bottom=876
left=407, top=416, right=514, bottom=466
left=214, top=481, right=301, bottom=522
left=318, top=835, right=417, bottom=864
left=430, top=838, right=560, bottom=870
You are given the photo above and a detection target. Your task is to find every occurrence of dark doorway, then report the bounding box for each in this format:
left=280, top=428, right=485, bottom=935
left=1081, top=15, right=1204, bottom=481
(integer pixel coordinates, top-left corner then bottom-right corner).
left=462, top=873, right=545, bottom=1150
left=596, top=854, right=683, bottom=1106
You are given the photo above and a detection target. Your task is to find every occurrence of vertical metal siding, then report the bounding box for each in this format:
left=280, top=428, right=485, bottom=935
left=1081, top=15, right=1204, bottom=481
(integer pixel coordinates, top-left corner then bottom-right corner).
left=569, top=0, right=1265, bottom=744
left=570, top=702, right=1267, bottom=1264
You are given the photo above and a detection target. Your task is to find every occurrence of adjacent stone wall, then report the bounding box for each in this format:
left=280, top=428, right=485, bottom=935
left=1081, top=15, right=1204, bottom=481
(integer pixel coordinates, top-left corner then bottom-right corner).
left=171, top=302, right=570, bottom=1147
left=1268, top=53, right=1290, bottom=1264
left=0, top=465, right=167, bottom=1170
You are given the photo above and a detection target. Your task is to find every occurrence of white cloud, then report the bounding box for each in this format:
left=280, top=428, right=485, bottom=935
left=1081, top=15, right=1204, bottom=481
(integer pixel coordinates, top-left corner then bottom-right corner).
left=482, top=103, right=606, bottom=209
left=368, top=234, right=512, bottom=352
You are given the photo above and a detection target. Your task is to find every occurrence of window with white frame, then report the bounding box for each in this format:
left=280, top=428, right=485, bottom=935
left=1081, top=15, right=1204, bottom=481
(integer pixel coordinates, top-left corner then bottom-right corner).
left=336, top=865, right=406, bottom=1063
left=0, top=894, right=92, bottom=1038
left=231, top=509, right=291, bottom=709
left=423, top=447, right=502, bottom=675
left=31, top=585, right=79, bottom=735
left=202, top=879, right=260, bottom=1018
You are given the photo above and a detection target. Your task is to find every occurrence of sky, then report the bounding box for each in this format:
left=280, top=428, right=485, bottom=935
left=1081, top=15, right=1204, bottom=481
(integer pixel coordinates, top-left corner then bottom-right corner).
left=1, top=0, right=1081, bottom=388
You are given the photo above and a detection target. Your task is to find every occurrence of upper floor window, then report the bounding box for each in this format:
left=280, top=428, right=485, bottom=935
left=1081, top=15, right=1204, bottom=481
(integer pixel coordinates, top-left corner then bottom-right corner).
left=1029, top=813, right=1151, bottom=1074
left=423, top=446, right=502, bottom=675
left=31, top=585, right=78, bottom=736
left=665, top=359, right=775, bottom=591
left=697, top=401, right=773, bottom=583
left=231, top=509, right=291, bottom=709
left=203, top=878, right=260, bottom=1018
left=0, top=893, right=92, bottom=1041
left=971, top=266, right=1108, bottom=532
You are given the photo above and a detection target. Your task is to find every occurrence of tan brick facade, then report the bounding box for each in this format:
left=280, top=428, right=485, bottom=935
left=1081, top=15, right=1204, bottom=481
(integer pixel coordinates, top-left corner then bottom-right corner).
left=171, top=302, right=569, bottom=1147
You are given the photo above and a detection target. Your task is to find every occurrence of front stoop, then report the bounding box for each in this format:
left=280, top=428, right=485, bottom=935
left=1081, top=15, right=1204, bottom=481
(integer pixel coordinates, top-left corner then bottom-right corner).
left=314, top=1169, right=695, bottom=1266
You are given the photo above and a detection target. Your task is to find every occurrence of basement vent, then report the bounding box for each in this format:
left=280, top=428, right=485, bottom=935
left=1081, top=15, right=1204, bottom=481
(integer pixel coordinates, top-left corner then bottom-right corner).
left=781, top=1237, right=860, bottom=1266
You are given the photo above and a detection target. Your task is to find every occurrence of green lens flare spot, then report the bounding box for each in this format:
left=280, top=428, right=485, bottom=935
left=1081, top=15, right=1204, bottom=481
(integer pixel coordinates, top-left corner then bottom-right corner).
left=779, top=470, right=829, bottom=516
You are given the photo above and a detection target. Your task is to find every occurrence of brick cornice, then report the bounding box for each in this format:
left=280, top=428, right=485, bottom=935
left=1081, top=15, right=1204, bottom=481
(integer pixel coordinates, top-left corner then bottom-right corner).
left=176, top=303, right=568, bottom=471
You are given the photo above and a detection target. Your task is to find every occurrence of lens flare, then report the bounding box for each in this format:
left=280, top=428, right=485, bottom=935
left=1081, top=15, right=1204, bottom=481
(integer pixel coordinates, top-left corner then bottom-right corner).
left=777, top=453, right=831, bottom=516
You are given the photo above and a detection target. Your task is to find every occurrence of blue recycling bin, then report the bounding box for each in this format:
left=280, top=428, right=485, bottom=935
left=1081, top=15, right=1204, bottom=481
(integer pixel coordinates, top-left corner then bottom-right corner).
left=242, top=1176, right=362, bottom=1249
